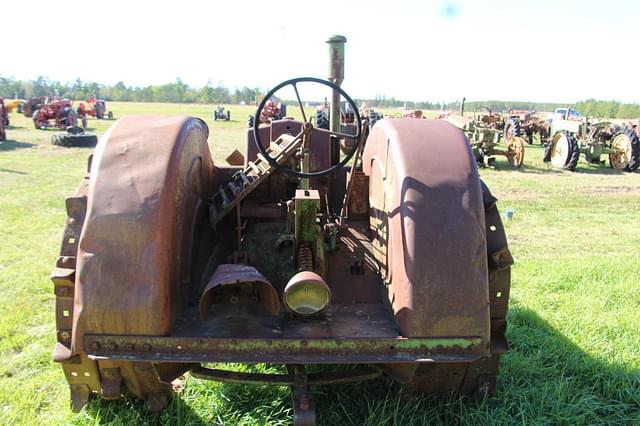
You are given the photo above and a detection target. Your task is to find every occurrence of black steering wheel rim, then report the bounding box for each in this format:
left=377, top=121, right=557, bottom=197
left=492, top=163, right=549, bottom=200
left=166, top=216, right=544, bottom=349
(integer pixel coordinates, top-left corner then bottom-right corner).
left=253, top=77, right=362, bottom=178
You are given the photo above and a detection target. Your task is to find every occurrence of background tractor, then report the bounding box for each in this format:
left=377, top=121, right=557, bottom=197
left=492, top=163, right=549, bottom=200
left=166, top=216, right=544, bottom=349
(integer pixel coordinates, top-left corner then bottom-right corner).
left=77, top=96, right=113, bottom=120
left=0, top=97, right=8, bottom=141
left=51, top=36, right=512, bottom=425
left=33, top=98, right=79, bottom=130
left=22, top=96, right=47, bottom=118
left=446, top=104, right=525, bottom=168
left=505, top=109, right=550, bottom=145
left=213, top=106, right=231, bottom=121
left=544, top=116, right=638, bottom=172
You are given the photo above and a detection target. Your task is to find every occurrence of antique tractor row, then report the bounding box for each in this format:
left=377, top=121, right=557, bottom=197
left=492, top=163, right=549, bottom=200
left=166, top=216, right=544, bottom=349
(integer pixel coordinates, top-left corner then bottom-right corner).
left=77, top=97, right=113, bottom=120
left=51, top=36, right=512, bottom=425
left=0, top=97, right=8, bottom=141
left=544, top=118, right=639, bottom=172
left=213, top=106, right=230, bottom=121
left=446, top=105, right=525, bottom=168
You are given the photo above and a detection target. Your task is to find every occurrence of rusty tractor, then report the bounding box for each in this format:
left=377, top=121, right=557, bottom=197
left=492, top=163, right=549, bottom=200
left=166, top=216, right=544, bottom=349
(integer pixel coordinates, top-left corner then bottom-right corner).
left=77, top=96, right=114, bottom=121
left=33, top=98, right=79, bottom=130
left=544, top=117, right=638, bottom=172
left=446, top=105, right=525, bottom=168
left=505, top=110, right=550, bottom=146
left=22, top=96, right=47, bottom=118
left=213, top=106, right=231, bottom=121
left=0, top=97, right=8, bottom=141
left=51, top=36, right=513, bottom=425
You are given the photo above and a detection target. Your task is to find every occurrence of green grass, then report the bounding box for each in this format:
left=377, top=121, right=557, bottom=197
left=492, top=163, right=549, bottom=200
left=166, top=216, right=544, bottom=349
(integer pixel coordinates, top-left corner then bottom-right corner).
left=1, top=102, right=639, bottom=425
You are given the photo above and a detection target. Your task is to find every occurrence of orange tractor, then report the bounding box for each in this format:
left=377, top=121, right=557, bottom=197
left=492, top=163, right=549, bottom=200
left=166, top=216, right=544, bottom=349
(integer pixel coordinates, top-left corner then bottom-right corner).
left=77, top=96, right=113, bottom=121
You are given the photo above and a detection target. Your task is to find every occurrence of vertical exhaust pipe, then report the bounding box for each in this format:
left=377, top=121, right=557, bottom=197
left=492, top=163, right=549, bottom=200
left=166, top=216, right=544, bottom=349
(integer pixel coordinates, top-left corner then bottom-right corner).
left=326, top=35, right=346, bottom=165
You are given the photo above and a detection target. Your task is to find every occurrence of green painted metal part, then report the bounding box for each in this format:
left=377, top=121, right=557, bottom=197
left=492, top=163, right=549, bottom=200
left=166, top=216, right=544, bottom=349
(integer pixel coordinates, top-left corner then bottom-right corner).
left=294, top=189, right=320, bottom=243
left=84, top=334, right=484, bottom=363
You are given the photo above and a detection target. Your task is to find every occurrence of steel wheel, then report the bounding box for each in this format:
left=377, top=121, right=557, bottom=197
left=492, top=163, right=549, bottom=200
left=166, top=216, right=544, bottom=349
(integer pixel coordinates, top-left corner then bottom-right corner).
left=507, top=136, right=525, bottom=168
left=608, top=128, right=639, bottom=171
left=549, top=132, right=572, bottom=168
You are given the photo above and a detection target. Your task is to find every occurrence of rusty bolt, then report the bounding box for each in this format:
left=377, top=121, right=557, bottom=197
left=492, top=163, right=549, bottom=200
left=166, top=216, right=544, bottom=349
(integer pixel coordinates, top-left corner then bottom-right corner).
left=60, top=331, right=71, bottom=341
left=89, top=341, right=100, bottom=351
left=126, top=343, right=134, bottom=351
left=142, top=343, right=152, bottom=352
left=68, top=218, right=76, bottom=225
left=300, top=340, right=308, bottom=347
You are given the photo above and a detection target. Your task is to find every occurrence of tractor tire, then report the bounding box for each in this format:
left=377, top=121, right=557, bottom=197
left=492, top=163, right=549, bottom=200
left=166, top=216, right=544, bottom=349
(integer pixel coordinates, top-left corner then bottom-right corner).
left=81, top=115, right=88, bottom=129
left=504, top=118, right=521, bottom=143
left=226, top=111, right=230, bottom=121
left=95, top=103, right=105, bottom=120
left=609, top=127, right=639, bottom=172
left=564, top=133, right=580, bottom=171
left=33, top=110, right=42, bottom=129
left=107, top=111, right=114, bottom=120
left=316, top=110, right=329, bottom=130
left=64, top=108, right=77, bottom=128
left=0, top=123, right=5, bottom=141
left=546, top=131, right=577, bottom=169
left=53, top=116, right=214, bottom=412
left=51, top=133, right=98, bottom=148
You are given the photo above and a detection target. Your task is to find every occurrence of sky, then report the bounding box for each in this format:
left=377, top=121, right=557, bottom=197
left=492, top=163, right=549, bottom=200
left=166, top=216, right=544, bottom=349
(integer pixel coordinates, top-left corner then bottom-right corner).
left=3, top=0, right=639, bottom=104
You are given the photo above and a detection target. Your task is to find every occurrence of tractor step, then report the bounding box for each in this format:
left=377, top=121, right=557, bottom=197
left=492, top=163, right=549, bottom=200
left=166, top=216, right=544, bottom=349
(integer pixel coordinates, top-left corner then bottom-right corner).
left=209, top=133, right=301, bottom=226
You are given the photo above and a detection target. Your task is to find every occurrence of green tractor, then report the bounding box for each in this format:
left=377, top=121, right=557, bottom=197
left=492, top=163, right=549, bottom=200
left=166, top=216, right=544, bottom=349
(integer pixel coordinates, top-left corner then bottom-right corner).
left=446, top=105, right=525, bottom=168
left=544, top=116, right=639, bottom=172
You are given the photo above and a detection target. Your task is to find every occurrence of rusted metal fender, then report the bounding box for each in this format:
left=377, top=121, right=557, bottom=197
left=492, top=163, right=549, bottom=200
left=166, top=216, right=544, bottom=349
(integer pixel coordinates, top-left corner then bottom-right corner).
left=71, top=116, right=214, bottom=353
left=363, top=118, right=489, bottom=347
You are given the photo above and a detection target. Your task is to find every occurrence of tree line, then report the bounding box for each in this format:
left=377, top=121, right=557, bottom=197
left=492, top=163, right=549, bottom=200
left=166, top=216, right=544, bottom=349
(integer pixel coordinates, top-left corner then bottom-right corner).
left=1, top=76, right=639, bottom=118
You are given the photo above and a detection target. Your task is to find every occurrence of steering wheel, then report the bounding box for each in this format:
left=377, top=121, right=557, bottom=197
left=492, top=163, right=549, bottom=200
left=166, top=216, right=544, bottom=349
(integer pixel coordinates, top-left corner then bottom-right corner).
left=253, top=77, right=362, bottom=178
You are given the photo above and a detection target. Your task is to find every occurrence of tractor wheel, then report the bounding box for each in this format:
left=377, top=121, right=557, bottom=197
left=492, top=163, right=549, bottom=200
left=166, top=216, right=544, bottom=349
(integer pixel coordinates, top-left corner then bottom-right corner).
left=503, top=118, right=521, bottom=144
left=564, top=133, right=580, bottom=171
left=33, top=110, right=42, bottom=129
left=609, top=127, right=639, bottom=172
left=53, top=116, right=214, bottom=412
left=51, top=133, right=98, bottom=148
left=316, top=110, right=329, bottom=130
left=81, top=115, right=88, bottom=129
left=108, top=111, right=114, bottom=120
left=0, top=123, right=5, bottom=141
left=507, top=136, right=525, bottom=168
left=226, top=111, right=230, bottom=121
left=65, top=108, right=77, bottom=128
left=546, top=131, right=576, bottom=169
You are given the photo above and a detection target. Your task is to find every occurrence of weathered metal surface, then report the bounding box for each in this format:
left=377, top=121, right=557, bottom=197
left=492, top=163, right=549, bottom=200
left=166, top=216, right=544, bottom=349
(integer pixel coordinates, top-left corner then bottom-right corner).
left=199, top=264, right=280, bottom=318
left=362, top=118, right=490, bottom=348
left=294, top=189, right=320, bottom=243
left=72, top=116, right=214, bottom=352
left=84, top=334, right=483, bottom=363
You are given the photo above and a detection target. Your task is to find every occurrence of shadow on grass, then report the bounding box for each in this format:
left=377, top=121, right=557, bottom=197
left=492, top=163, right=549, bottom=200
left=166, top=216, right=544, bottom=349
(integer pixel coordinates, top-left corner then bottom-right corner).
left=80, top=308, right=639, bottom=425
left=0, top=140, right=36, bottom=151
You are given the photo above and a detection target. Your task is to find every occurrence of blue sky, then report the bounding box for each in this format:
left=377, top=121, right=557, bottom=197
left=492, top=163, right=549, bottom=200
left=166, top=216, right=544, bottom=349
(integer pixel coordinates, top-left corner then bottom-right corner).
left=4, top=0, right=639, bottom=103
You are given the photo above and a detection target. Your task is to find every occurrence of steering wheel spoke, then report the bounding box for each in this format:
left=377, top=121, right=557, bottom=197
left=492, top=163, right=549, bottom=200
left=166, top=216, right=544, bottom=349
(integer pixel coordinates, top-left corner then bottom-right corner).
left=291, top=83, right=308, bottom=124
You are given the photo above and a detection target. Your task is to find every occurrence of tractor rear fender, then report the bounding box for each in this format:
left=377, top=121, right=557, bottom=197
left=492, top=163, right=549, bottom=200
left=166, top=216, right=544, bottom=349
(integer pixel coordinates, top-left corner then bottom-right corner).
left=71, top=116, right=215, bottom=353
left=363, top=119, right=489, bottom=345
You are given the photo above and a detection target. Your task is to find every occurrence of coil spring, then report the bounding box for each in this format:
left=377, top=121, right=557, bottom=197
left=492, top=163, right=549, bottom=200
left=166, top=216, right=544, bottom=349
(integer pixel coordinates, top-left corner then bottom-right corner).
left=297, top=244, right=313, bottom=271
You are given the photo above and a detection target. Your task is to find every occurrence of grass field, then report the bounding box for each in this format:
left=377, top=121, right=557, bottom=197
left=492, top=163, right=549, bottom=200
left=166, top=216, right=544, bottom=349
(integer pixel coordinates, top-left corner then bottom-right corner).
left=1, top=102, right=639, bottom=425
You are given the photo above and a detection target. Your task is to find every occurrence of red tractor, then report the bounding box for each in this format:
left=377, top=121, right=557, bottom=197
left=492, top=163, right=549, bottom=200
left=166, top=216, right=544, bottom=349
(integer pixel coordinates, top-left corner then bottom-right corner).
left=33, top=98, right=79, bottom=130
left=77, top=96, right=113, bottom=120
left=0, top=97, right=8, bottom=141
